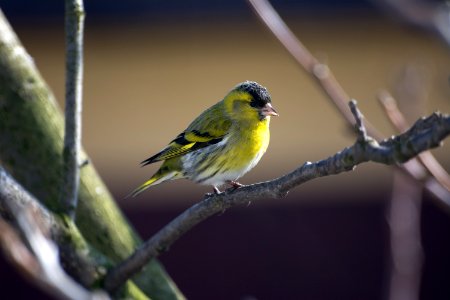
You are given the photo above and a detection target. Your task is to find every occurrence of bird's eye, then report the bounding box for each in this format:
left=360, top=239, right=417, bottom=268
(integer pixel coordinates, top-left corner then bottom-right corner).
left=249, top=98, right=265, bottom=109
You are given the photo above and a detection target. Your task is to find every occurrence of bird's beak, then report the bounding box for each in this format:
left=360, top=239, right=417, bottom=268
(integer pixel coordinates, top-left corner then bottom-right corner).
left=261, top=103, right=279, bottom=117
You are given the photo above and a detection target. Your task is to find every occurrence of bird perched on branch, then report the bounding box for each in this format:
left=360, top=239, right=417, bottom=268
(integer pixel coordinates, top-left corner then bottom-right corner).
left=130, top=81, right=278, bottom=197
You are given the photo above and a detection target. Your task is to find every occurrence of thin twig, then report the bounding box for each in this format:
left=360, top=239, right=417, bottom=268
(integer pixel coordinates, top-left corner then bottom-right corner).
left=103, top=104, right=450, bottom=292
left=380, top=80, right=424, bottom=300
left=349, top=100, right=369, bottom=142
left=247, top=0, right=380, bottom=136
left=387, top=170, right=423, bottom=300
left=379, top=90, right=450, bottom=191
left=246, top=0, right=450, bottom=206
left=62, top=0, right=85, bottom=219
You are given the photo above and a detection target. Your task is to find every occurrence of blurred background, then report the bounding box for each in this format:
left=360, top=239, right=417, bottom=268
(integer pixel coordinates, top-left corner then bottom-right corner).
left=1, top=0, right=449, bottom=299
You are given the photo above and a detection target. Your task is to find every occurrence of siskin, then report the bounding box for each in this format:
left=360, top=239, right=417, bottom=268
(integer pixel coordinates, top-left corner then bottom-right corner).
left=130, top=81, right=278, bottom=197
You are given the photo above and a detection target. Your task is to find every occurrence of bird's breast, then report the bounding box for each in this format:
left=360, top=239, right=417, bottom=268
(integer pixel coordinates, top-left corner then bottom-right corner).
left=181, top=118, right=271, bottom=186
left=226, top=118, right=271, bottom=168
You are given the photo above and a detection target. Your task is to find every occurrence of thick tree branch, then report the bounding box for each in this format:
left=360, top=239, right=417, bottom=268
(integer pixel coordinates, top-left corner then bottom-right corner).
left=104, top=102, right=450, bottom=292
left=0, top=192, right=108, bottom=300
left=246, top=0, right=450, bottom=207
left=0, top=9, right=184, bottom=299
left=62, top=0, right=85, bottom=220
left=0, top=167, right=154, bottom=299
left=0, top=167, right=103, bottom=299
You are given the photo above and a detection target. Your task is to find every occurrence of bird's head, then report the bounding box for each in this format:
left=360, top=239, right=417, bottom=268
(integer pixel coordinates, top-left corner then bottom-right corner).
left=224, top=81, right=278, bottom=122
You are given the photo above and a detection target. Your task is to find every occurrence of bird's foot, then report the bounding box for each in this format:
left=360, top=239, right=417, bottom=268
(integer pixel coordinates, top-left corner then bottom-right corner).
left=213, top=186, right=222, bottom=194
left=226, top=180, right=245, bottom=190
left=204, top=183, right=243, bottom=198
left=204, top=186, right=222, bottom=198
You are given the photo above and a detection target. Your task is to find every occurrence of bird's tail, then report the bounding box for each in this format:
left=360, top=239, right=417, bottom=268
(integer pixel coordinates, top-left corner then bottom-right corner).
left=127, top=169, right=179, bottom=198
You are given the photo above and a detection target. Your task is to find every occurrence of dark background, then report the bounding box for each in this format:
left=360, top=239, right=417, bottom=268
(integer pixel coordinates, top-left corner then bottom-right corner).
left=1, top=1, right=449, bottom=299
left=2, top=195, right=450, bottom=300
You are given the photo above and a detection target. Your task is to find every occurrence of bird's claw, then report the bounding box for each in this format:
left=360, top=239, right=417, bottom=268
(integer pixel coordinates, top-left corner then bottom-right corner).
left=204, top=183, right=244, bottom=198
left=204, top=186, right=223, bottom=199
left=226, top=180, right=245, bottom=190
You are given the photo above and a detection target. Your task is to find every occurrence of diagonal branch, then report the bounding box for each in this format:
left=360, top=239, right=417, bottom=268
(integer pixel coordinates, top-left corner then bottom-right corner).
left=103, top=102, right=450, bottom=292
left=379, top=90, right=450, bottom=191
left=247, top=0, right=379, bottom=136
left=62, top=0, right=85, bottom=220
left=246, top=0, right=450, bottom=207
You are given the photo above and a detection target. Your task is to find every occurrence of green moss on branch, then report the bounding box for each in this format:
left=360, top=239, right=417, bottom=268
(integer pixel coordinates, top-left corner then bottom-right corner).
left=0, top=9, right=183, bottom=300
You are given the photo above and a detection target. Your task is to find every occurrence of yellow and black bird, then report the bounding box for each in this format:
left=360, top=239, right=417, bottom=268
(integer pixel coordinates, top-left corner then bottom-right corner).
left=130, top=81, right=278, bottom=197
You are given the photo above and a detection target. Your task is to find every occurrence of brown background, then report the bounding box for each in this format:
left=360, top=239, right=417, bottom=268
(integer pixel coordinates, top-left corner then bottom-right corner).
left=16, top=14, right=450, bottom=207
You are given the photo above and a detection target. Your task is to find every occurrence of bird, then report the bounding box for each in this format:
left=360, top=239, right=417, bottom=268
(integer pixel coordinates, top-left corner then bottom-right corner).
left=129, top=81, right=278, bottom=197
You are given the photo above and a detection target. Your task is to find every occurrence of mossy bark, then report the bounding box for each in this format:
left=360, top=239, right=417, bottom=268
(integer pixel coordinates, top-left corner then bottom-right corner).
left=0, top=10, right=184, bottom=300
left=0, top=167, right=149, bottom=300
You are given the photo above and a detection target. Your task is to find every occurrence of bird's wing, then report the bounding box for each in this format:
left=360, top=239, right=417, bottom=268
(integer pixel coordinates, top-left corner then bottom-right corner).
left=141, top=108, right=232, bottom=165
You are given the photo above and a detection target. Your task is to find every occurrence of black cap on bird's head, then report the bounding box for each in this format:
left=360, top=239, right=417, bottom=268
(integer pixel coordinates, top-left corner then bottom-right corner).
left=236, top=81, right=271, bottom=107
left=235, top=81, right=278, bottom=118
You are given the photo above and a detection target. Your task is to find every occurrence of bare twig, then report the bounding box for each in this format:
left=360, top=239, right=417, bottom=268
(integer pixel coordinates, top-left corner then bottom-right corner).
left=0, top=169, right=108, bottom=300
left=246, top=0, right=450, bottom=207
left=247, top=0, right=379, bottom=136
left=378, top=91, right=410, bottom=132
left=62, top=0, right=85, bottom=219
left=349, top=100, right=369, bottom=142
left=381, top=78, right=425, bottom=300
left=379, top=90, right=450, bottom=191
left=387, top=170, right=423, bottom=300
left=104, top=103, right=450, bottom=292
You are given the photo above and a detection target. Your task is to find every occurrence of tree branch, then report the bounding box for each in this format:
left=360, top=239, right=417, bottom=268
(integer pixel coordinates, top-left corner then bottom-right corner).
left=246, top=0, right=450, bottom=208
left=62, top=0, right=85, bottom=220
left=104, top=101, right=450, bottom=292
left=0, top=189, right=108, bottom=300
left=379, top=90, right=450, bottom=191
left=0, top=9, right=184, bottom=299
left=247, top=0, right=379, bottom=136
left=0, top=167, right=103, bottom=299
left=387, top=164, right=423, bottom=300
left=0, top=167, right=155, bottom=299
